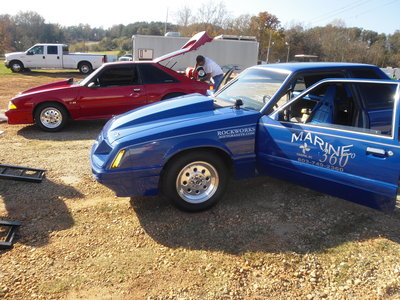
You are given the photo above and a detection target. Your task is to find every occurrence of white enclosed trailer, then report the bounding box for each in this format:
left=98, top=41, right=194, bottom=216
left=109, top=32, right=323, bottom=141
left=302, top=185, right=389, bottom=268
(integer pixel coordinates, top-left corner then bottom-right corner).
left=132, top=34, right=259, bottom=73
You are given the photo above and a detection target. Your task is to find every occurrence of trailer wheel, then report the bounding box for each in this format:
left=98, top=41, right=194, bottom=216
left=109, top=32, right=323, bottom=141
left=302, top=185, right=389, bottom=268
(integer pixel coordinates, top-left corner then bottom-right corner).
left=161, top=151, right=228, bottom=212
left=34, top=103, right=68, bottom=132
left=10, top=60, right=24, bottom=73
left=78, top=62, right=92, bottom=74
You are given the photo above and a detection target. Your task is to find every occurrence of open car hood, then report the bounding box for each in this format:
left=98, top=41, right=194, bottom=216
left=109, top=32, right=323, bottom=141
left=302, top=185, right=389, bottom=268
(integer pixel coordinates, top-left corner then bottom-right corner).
left=153, top=31, right=213, bottom=63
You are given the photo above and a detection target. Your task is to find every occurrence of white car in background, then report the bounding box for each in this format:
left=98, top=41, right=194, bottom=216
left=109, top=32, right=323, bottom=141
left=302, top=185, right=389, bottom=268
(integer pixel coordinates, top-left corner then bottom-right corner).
left=118, top=54, right=133, bottom=61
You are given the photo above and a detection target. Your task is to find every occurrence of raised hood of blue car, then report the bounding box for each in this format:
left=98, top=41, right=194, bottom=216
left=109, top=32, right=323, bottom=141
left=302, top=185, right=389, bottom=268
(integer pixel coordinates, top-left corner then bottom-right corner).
left=104, top=94, right=215, bottom=143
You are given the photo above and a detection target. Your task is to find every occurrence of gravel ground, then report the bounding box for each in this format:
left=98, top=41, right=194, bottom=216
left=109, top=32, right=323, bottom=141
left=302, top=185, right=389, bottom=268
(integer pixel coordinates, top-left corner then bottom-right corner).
left=0, top=70, right=399, bottom=299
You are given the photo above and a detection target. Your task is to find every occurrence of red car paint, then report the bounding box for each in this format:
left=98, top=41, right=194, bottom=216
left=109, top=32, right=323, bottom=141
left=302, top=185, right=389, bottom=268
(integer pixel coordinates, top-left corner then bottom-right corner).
left=6, top=32, right=212, bottom=126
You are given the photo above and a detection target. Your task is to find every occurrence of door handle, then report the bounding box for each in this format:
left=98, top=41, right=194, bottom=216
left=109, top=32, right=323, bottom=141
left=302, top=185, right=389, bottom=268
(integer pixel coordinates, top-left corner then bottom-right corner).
left=57, top=56, right=60, bottom=59
left=133, top=88, right=141, bottom=92
left=366, top=147, right=393, bottom=157
left=43, top=56, right=45, bottom=59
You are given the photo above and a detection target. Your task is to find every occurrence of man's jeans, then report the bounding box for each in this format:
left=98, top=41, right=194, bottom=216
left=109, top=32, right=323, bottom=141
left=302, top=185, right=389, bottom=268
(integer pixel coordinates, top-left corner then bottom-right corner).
left=212, top=74, right=224, bottom=90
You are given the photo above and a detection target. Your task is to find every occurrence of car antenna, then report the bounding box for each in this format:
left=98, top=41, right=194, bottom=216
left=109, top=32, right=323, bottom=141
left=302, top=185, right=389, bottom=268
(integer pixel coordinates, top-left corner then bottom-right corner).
left=234, top=99, right=243, bottom=109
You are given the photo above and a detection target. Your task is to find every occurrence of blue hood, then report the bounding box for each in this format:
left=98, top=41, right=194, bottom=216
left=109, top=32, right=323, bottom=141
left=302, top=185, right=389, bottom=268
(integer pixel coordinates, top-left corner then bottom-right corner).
left=104, top=94, right=215, bottom=144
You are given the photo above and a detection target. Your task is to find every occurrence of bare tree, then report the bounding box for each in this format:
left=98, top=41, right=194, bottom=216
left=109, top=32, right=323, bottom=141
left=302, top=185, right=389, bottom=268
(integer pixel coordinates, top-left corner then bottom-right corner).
left=175, top=6, right=192, bottom=28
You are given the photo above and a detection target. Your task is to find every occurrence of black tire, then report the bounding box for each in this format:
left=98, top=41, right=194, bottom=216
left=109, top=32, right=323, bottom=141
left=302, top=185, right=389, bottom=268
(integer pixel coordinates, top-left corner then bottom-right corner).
left=161, top=93, right=186, bottom=100
left=34, top=103, right=68, bottom=132
left=10, top=60, right=24, bottom=73
left=161, top=151, right=229, bottom=212
left=78, top=62, right=93, bottom=74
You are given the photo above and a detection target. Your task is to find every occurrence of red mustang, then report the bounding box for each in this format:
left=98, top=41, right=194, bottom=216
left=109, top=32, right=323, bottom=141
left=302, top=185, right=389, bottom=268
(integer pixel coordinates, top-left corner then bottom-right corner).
left=6, top=32, right=212, bottom=131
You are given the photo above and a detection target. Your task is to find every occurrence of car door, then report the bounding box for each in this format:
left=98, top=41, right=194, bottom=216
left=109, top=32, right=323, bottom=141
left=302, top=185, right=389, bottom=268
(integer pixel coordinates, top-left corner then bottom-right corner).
left=257, top=79, right=400, bottom=212
left=46, top=45, right=62, bottom=68
left=77, top=64, right=147, bottom=119
left=137, top=63, right=180, bottom=104
left=25, top=45, right=47, bottom=68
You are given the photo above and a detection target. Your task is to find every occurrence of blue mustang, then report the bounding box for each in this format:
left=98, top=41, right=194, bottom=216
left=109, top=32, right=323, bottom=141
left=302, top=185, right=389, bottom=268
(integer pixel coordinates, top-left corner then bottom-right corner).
left=91, top=63, right=400, bottom=212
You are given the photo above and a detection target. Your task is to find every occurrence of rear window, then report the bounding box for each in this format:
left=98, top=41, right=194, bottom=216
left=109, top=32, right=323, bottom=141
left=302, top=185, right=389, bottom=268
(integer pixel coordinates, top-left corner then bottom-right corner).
left=138, top=64, right=178, bottom=84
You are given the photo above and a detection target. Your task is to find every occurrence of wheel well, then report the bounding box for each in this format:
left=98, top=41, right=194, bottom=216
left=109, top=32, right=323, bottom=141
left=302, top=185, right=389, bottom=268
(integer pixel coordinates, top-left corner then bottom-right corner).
left=78, top=61, right=92, bottom=69
left=161, top=92, right=186, bottom=100
left=161, top=147, right=233, bottom=183
left=9, top=60, right=24, bottom=67
left=33, top=101, right=69, bottom=119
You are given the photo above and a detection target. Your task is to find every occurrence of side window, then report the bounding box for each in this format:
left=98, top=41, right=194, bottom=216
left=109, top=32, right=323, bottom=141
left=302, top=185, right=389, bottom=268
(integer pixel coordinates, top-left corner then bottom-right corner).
left=47, top=46, right=58, bottom=55
left=351, top=69, right=383, bottom=79
left=96, top=65, right=138, bottom=87
left=278, top=82, right=397, bottom=137
left=62, top=46, right=69, bottom=54
left=27, top=46, right=44, bottom=55
left=138, top=64, right=178, bottom=84
left=273, top=72, right=345, bottom=111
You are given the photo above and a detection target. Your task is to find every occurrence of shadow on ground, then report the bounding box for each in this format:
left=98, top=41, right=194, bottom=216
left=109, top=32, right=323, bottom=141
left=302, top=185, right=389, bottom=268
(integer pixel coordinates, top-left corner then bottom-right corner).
left=0, top=177, right=82, bottom=249
left=132, top=176, right=400, bottom=255
left=17, top=120, right=107, bottom=141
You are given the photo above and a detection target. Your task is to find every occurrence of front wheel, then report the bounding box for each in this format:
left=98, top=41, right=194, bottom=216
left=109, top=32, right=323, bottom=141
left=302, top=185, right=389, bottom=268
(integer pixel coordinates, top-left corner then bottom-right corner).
left=161, top=151, right=229, bottom=212
left=10, top=61, right=24, bottom=73
left=34, top=103, right=68, bottom=132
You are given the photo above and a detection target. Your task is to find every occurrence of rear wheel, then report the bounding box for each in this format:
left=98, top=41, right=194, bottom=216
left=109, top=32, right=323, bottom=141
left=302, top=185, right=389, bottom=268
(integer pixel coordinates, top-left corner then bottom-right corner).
left=34, top=103, right=68, bottom=132
left=10, top=60, right=24, bottom=73
left=78, top=62, right=92, bottom=74
left=162, top=151, right=228, bottom=212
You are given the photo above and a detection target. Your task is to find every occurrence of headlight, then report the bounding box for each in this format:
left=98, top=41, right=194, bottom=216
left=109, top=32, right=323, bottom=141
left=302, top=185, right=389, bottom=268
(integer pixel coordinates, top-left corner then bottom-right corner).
left=8, top=101, right=17, bottom=109
left=111, top=150, right=126, bottom=168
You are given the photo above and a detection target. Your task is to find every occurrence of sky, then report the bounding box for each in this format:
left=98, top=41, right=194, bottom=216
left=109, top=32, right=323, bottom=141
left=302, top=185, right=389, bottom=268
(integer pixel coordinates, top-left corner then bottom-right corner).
left=2, top=0, right=400, bottom=34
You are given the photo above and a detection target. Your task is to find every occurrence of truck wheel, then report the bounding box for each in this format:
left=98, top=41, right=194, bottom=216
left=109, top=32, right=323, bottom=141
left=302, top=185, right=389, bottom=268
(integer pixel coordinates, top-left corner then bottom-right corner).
left=34, top=103, right=68, bottom=132
left=162, top=151, right=228, bottom=212
left=78, top=62, right=92, bottom=74
left=10, top=60, right=24, bottom=73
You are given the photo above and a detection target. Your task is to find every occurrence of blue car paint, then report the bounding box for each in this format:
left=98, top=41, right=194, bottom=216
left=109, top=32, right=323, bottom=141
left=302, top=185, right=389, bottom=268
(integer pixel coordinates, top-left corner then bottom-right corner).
left=91, top=63, right=399, bottom=212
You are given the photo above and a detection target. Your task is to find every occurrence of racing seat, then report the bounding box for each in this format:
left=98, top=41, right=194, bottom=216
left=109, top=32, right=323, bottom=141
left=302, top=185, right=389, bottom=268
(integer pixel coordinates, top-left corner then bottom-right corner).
left=309, top=85, right=336, bottom=124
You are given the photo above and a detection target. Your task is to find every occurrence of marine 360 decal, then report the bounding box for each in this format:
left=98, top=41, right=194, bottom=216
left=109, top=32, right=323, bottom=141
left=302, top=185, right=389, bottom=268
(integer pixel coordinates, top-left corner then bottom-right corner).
left=291, top=131, right=356, bottom=171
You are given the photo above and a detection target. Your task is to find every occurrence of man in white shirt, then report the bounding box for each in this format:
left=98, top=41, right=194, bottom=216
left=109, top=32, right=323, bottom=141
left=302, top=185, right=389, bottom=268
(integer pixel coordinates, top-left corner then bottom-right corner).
left=195, top=55, right=224, bottom=89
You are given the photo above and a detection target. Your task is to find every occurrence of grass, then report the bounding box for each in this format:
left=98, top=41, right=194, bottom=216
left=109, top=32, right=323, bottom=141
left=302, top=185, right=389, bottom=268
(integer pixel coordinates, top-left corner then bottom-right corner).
left=0, top=62, right=13, bottom=75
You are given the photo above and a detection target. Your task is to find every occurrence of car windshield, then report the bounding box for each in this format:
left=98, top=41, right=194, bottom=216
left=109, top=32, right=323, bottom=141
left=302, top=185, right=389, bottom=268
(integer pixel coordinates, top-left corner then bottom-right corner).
left=214, top=68, right=289, bottom=111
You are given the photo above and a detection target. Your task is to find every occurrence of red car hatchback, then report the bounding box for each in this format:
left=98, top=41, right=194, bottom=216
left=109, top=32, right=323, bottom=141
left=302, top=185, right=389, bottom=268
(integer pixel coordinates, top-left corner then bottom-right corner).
left=6, top=32, right=212, bottom=131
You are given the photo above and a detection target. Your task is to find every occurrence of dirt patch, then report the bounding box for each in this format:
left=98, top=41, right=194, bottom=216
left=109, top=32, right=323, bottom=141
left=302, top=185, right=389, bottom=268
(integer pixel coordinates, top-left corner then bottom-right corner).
left=0, top=71, right=400, bottom=299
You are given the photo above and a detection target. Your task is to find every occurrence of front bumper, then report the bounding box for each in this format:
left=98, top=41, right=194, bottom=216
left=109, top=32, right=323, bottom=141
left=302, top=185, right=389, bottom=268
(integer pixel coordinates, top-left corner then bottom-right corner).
left=5, top=108, right=34, bottom=124
left=4, top=60, right=10, bottom=68
left=91, top=163, right=161, bottom=197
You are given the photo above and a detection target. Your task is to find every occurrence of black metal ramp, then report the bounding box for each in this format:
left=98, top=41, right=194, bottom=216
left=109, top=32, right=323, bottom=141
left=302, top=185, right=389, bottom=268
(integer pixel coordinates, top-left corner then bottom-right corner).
left=0, top=221, right=21, bottom=250
left=0, top=164, right=45, bottom=183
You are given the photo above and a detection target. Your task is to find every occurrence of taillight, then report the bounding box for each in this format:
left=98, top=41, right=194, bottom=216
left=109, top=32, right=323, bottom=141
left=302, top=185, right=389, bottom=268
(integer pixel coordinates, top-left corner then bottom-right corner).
left=102, top=57, right=105, bottom=63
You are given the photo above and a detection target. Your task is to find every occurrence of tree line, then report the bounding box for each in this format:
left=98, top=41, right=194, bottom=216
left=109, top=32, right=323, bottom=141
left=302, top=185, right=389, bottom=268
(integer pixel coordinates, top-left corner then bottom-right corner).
left=0, top=7, right=399, bottom=67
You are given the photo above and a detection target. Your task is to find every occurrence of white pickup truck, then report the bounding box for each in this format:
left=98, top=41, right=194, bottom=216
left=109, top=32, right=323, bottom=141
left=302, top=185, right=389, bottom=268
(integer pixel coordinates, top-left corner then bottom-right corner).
left=4, top=44, right=116, bottom=74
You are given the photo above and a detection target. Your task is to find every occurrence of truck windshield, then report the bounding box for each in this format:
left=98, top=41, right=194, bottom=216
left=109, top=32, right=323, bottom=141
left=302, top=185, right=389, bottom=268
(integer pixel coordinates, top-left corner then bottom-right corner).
left=214, top=68, right=289, bottom=111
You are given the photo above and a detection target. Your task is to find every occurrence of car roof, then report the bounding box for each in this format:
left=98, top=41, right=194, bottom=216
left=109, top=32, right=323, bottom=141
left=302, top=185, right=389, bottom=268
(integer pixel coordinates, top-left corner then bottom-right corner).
left=253, top=62, right=378, bottom=73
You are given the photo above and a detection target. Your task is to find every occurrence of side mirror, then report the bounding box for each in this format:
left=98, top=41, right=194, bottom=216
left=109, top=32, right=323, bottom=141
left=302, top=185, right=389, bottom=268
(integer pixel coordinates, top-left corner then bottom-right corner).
left=26, top=52, right=33, bottom=56
left=87, top=82, right=97, bottom=88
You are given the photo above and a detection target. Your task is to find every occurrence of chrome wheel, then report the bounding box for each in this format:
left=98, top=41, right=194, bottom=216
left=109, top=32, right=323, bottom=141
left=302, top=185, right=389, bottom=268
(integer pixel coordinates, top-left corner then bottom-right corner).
left=11, top=63, right=22, bottom=72
left=80, top=64, right=91, bottom=74
left=176, top=161, right=219, bottom=204
left=40, top=107, right=63, bottom=129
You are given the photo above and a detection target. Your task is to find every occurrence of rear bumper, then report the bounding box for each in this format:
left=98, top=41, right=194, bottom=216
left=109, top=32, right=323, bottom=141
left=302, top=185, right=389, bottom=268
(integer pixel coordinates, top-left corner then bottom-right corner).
left=91, top=162, right=161, bottom=197
left=5, top=109, right=34, bottom=124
